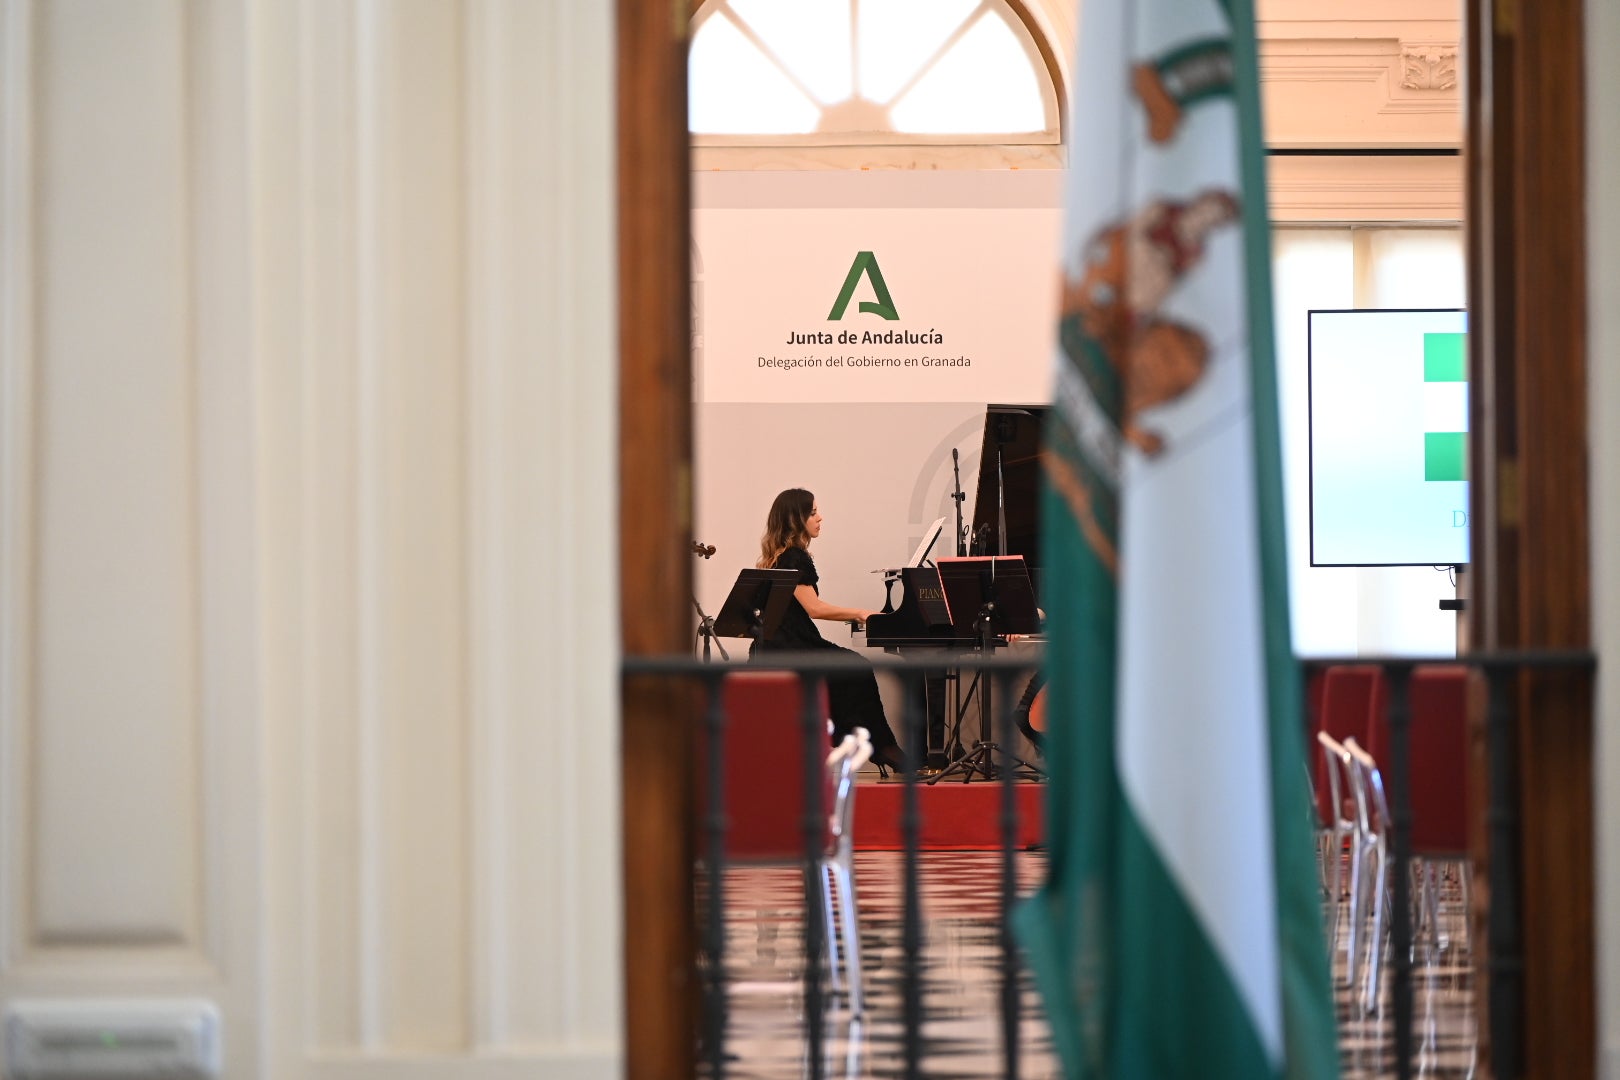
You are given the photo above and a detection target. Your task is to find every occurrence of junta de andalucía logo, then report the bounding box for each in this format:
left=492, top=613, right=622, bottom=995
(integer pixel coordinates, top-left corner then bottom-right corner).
left=827, top=251, right=900, bottom=321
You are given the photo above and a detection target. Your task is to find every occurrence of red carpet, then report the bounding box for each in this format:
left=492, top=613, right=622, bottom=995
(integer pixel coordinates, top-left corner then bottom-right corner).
left=852, top=779, right=1044, bottom=850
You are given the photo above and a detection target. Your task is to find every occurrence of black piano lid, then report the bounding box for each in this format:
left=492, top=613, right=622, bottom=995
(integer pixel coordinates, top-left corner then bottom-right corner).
left=970, top=404, right=1048, bottom=569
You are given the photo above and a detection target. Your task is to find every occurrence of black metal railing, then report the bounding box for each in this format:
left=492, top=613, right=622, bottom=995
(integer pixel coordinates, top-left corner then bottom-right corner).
left=623, top=646, right=1595, bottom=1079
left=1303, top=649, right=1595, bottom=1080
left=625, top=650, right=1040, bottom=1080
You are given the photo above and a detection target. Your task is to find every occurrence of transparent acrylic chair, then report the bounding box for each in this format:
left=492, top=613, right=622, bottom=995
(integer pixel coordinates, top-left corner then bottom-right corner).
left=1343, top=736, right=1391, bottom=1016
left=821, top=727, right=872, bottom=1017
left=1316, top=729, right=1360, bottom=968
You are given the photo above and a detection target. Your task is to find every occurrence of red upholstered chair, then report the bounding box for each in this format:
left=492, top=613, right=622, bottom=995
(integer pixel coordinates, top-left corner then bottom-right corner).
left=710, top=671, right=812, bottom=860
left=1405, top=666, right=1471, bottom=954
left=1304, top=664, right=1330, bottom=861
left=1316, top=666, right=1386, bottom=820
left=697, top=672, right=866, bottom=1013
left=1304, top=665, right=1328, bottom=744
left=1340, top=666, right=1471, bottom=1014
left=1405, top=666, right=1469, bottom=855
left=1358, top=666, right=1470, bottom=926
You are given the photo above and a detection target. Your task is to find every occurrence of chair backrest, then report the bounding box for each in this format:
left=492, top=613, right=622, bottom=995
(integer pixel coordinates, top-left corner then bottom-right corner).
left=1316, top=729, right=1354, bottom=829
left=1343, top=737, right=1389, bottom=838
left=1406, top=665, right=1469, bottom=856
left=826, top=734, right=871, bottom=864
left=704, top=671, right=816, bottom=861
left=1316, top=666, right=1384, bottom=818
left=1304, top=665, right=1329, bottom=741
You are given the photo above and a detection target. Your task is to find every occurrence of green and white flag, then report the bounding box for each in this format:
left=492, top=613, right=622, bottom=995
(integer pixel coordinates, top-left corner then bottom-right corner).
left=1012, top=0, right=1339, bottom=1076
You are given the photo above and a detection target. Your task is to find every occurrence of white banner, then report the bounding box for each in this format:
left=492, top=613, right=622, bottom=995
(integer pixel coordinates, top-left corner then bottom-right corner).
left=694, top=208, right=1060, bottom=404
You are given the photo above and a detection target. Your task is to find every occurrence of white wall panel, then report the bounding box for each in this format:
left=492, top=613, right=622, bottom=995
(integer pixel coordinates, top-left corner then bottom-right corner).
left=360, top=0, right=470, bottom=1052
left=464, top=0, right=621, bottom=1055
left=296, top=0, right=367, bottom=1052
left=2, top=0, right=264, bottom=1075
left=183, top=1, right=264, bottom=1075
left=0, top=0, right=41, bottom=975
left=30, top=0, right=200, bottom=948
left=370, top=0, right=473, bottom=1049
left=252, top=0, right=621, bottom=1072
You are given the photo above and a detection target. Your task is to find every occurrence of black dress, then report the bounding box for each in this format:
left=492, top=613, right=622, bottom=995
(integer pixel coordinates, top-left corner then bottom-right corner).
left=751, top=545, right=901, bottom=751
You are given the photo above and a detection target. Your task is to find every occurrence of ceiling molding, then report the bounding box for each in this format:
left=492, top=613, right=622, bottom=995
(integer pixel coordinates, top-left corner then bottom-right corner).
left=1260, top=38, right=1461, bottom=148
left=1268, top=154, right=1463, bottom=222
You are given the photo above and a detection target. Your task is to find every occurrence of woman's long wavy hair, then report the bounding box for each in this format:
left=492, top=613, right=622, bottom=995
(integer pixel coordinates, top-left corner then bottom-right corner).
left=758, top=488, right=815, bottom=568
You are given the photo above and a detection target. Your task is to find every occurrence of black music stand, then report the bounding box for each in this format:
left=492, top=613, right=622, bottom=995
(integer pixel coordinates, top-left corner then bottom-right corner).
left=930, top=556, right=1043, bottom=784
left=713, top=569, right=800, bottom=647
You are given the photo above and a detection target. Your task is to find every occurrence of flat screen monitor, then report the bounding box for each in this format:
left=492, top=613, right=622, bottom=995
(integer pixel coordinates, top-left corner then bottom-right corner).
left=1308, top=308, right=1469, bottom=567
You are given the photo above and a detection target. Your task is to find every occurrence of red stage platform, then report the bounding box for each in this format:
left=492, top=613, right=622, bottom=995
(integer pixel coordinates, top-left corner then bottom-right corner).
left=852, top=778, right=1044, bottom=850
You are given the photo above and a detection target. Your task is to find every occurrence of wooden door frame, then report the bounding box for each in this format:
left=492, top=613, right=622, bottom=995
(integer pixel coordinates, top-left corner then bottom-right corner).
left=618, top=2, right=697, bottom=1077
left=615, top=0, right=1600, bottom=1074
left=1466, top=0, right=1595, bottom=1076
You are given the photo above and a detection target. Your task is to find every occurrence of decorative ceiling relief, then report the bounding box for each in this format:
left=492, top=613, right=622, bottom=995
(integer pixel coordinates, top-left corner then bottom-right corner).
left=1400, top=44, right=1459, bottom=91
left=1259, top=37, right=1462, bottom=144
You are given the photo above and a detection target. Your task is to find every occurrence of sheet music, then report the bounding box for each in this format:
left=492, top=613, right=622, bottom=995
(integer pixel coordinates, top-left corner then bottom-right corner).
left=906, top=517, right=948, bottom=568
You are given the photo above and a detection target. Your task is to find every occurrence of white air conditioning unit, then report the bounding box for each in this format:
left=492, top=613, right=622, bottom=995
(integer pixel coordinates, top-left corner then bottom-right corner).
left=3, top=1000, right=221, bottom=1080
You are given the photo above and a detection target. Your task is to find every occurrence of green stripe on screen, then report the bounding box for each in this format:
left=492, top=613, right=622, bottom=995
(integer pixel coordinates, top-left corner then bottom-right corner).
left=1423, top=333, right=1467, bottom=382
left=1425, top=431, right=1467, bottom=481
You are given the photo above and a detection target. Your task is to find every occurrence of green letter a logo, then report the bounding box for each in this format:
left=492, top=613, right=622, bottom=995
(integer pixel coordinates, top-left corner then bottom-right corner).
left=827, top=251, right=900, bottom=321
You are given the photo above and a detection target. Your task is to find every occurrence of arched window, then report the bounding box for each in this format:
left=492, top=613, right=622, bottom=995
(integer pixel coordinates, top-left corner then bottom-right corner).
left=689, top=0, right=1062, bottom=163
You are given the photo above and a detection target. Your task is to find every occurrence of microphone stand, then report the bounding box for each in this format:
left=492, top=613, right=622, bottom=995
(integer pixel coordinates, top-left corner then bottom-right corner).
left=950, top=447, right=967, bottom=557
left=997, top=443, right=1008, bottom=556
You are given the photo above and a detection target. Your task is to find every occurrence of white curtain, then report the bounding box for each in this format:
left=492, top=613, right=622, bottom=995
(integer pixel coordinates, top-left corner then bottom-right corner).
left=1271, top=226, right=1466, bottom=658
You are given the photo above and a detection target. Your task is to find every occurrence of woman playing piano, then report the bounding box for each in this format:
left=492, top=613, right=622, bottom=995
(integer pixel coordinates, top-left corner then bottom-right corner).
left=753, top=488, right=909, bottom=775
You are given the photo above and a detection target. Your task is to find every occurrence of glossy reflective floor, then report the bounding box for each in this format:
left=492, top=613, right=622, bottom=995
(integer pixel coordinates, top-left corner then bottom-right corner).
left=707, top=850, right=1475, bottom=1078
left=1334, top=862, right=1477, bottom=1079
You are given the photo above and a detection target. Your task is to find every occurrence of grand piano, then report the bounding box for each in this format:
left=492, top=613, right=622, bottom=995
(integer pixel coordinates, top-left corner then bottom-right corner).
left=862, top=406, right=1047, bottom=774
left=864, top=404, right=1047, bottom=650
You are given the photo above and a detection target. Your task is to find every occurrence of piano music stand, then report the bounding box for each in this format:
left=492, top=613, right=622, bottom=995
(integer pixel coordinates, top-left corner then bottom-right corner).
left=713, top=569, right=800, bottom=647
left=930, top=556, right=1044, bottom=784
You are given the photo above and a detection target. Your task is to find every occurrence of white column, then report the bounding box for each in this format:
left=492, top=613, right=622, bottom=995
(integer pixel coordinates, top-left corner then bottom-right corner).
left=252, top=0, right=621, bottom=1075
